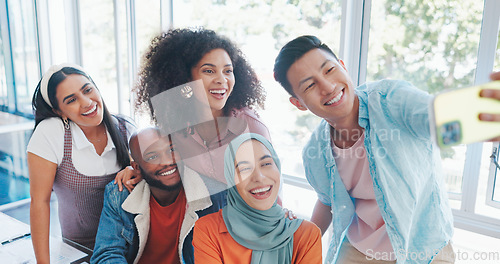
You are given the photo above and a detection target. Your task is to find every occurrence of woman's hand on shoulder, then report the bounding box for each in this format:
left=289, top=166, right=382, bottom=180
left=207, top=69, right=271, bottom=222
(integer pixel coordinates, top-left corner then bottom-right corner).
left=114, top=165, right=142, bottom=192
left=283, top=207, right=298, bottom=220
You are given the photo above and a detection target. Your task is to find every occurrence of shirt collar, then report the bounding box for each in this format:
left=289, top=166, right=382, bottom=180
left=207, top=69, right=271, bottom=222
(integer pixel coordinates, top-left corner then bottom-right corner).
left=219, top=211, right=229, bottom=234
left=225, top=115, right=247, bottom=135
left=71, top=122, right=115, bottom=152
left=189, top=115, right=247, bottom=145
left=355, top=86, right=369, bottom=129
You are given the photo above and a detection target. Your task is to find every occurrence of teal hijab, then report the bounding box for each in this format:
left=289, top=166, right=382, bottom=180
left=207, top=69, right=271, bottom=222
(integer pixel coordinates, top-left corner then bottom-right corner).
left=222, top=133, right=303, bottom=264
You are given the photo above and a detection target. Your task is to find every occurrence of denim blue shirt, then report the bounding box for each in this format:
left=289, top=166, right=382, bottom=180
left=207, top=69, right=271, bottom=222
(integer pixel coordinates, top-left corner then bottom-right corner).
left=303, top=80, right=453, bottom=264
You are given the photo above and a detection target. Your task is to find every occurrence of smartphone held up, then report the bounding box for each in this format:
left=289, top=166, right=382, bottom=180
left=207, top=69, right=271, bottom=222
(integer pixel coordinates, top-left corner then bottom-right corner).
left=430, top=81, right=500, bottom=148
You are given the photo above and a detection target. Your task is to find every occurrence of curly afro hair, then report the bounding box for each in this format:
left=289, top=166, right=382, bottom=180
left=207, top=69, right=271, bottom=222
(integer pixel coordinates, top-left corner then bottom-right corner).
left=135, top=28, right=266, bottom=122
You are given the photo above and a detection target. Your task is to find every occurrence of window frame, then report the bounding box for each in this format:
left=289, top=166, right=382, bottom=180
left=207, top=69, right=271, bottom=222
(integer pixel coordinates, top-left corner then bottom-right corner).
left=486, top=143, right=500, bottom=209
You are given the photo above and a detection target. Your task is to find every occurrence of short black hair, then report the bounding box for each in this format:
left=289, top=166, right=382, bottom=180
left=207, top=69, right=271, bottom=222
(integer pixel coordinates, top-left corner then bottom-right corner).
left=135, top=28, right=265, bottom=122
left=273, top=35, right=338, bottom=96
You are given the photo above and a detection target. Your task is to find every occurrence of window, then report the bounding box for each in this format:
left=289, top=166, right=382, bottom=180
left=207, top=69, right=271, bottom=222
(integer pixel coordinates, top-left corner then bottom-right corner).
left=0, top=128, right=31, bottom=205
left=79, top=0, right=161, bottom=115
left=0, top=30, right=8, bottom=108
left=173, top=0, right=342, bottom=180
left=46, top=0, right=69, bottom=64
left=80, top=0, right=119, bottom=112
left=0, top=0, right=37, bottom=206
left=366, top=1, right=482, bottom=92
left=6, top=0, right=39, bottom=115
left=366, top=0, right=484, bottom=208
left=135, top=0, right=161, bottom=56
left=485, top=19, right=500, bottom=209
left=495, top=19, right=500, bottom=72
left=133, top=0, right=161, bottom=116
left=485, top=144, right=500, bottom=210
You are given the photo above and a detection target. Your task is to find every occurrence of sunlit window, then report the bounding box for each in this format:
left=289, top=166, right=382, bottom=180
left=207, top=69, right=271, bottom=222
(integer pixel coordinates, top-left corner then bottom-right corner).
left=47, top=0, right=68, bottom=64
left=0, top=31, right=7, bottom=108
left=495, top=20, right=500, bottom=72
left=7, top=0, right=39, bottom=115
left=79, top=0, right=119, bottom=112
left=366, top=0, right=484, bottom=208
left=480, top=142, right=500, bottom=214
left=173, top=0, right=342, bottom=180
left=136, top=0, right=161, bottom=57
left=488, top=21, right=500, bottom=207
left=79, top=0, right=161, bottom=115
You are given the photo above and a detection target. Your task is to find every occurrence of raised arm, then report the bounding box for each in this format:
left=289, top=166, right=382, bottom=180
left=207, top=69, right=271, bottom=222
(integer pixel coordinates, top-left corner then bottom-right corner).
left=28, top=152, right=57, bottom=264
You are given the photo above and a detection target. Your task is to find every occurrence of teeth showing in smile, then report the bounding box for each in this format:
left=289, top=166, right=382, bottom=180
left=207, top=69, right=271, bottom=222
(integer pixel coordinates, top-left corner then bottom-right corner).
left=324, top=90, right=344, bottom=105
left=210, top=89, right=226, bottom=94
left=82, top=105, right=97, bottom=116
left=159, top=168, right=176, bottom=176
left=250, top=186, right=271, bottom=195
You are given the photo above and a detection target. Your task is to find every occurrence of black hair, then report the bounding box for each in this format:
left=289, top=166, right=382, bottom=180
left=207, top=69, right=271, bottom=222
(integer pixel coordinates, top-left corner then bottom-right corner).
left=31, top=66, right=130, bottom=169
left=273, top=35, right=338, bottom=96
left=135, top=27, right=265, bottom=123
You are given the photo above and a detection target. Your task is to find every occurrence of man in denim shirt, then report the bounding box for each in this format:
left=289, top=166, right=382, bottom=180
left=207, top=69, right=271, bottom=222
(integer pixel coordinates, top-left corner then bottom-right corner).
left=273, top=36, right=455, bottom=264
left=91, top=127, right=225, bottom=264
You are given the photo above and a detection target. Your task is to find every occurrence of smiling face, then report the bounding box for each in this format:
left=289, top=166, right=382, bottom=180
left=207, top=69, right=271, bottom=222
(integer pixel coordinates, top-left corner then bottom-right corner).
left=191, top=48, right=235, bottom=117
left=234, top=140, right=280, bottom=211
left=55, top=74, right=104, bottom=128
left=131, top=129, right=182, bottom=191
left=287, top=48, right=358, bottom=125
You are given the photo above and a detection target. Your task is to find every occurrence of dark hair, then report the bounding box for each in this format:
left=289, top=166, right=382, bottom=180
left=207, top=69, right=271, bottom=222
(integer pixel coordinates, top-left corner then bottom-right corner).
left=135, top=28, right=265, bottom=122
left=273, top=35, right=338, bottom=96
left=31, top=67, right=130, bottom=169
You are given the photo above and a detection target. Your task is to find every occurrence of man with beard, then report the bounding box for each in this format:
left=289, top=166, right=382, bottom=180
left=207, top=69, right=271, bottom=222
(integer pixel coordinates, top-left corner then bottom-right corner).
left=91, top=127, right=225, bottom=264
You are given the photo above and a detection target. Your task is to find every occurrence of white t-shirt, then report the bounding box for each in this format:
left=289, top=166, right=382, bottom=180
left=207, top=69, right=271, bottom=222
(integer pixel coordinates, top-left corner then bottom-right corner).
left=27, top=117, right=135, bottom=176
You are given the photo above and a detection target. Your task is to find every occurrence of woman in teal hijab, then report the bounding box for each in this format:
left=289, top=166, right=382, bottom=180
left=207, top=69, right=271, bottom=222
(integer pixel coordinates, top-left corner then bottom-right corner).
left=193, top=133, right=322, bottom=264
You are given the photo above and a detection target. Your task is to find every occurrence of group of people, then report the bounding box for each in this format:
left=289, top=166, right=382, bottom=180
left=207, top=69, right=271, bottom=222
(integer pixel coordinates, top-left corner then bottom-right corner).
left=26, top=27, right=500, bottom=264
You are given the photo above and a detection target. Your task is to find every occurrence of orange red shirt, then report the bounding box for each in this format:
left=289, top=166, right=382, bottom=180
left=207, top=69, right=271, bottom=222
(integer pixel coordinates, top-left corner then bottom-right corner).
left=138, top=187, right=186, bottom=264
left=193, top=209, right=322, bottom=264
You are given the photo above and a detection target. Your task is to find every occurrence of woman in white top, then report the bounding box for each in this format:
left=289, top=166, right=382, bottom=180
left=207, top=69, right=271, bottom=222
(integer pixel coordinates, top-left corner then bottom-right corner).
left=27, top=63, right=135, bottom=263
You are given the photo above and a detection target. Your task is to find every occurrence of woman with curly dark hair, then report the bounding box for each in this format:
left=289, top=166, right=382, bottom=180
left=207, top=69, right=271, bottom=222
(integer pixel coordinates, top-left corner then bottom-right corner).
left=117, top=28, right=271, bottom=194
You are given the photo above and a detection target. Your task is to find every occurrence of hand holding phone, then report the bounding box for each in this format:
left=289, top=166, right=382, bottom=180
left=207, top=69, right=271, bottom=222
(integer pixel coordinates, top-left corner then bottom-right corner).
left=430, top=81, right=500, bottom=148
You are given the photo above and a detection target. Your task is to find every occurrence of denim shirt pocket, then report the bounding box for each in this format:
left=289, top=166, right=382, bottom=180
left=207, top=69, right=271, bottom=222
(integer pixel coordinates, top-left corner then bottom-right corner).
left=121, top=224, right=135, bottom=245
